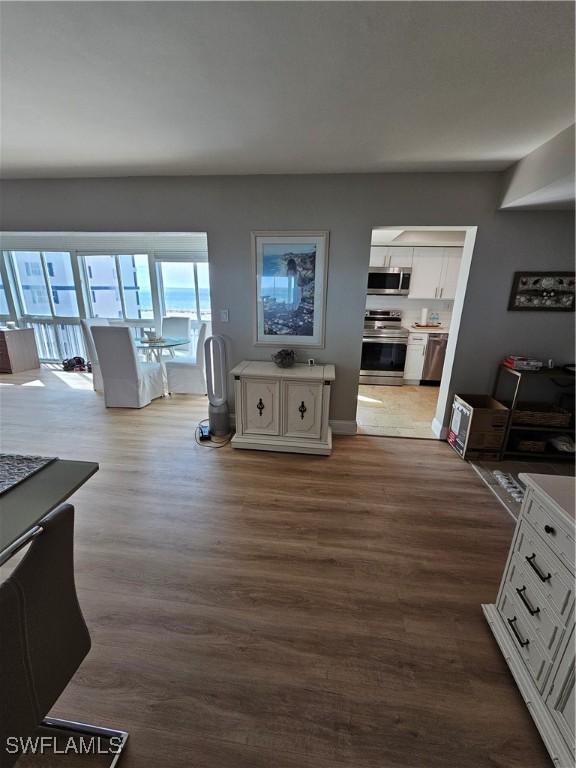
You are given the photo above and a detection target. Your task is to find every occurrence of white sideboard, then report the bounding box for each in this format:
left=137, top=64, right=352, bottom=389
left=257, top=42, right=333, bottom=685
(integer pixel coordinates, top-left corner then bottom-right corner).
left=483, top=474, right=575, bottom=767
left=230, top=361, right=335, bottom=455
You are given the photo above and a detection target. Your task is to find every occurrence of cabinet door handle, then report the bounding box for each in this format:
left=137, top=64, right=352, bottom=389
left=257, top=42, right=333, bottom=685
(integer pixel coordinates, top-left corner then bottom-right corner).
left=298, top=401, right=307, bottom=420
left=516, top=586, right=540, bottom=616
left=544, top=524, right=556, bottom=535
left=507, top=616, right=529, bottom=647
left=256, top=398, right=265, bottom=416
left=525, top=553, right=551, bottom=582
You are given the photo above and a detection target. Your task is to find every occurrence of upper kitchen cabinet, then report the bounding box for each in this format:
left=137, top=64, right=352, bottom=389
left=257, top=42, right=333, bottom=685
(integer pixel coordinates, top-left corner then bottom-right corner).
left=408, top=248, right=445, bottom=298
left=369, top=246, right=413, bottom=268
left=408, top=247, right=461, bottom=299
left=440, top=248, right=461, bottom=299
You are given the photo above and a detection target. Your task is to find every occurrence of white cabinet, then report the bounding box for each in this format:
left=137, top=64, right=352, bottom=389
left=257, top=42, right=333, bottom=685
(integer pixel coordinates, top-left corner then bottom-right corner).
left=241, top=378, right=280, bottom=435
left=284, top=381, right=324, bottom=439
left=369, top=246, right=413, bottom=268
left=440, top=247, right=461, bottom=300
left=408, top=248, right=445, bottom=299
left=483, top=475, right=575, bottom=768
left=231, top=362, right=335, bottom=455
left=404, top=333, right=427, bottom=383
left=408, top=247, right=461, bottom=300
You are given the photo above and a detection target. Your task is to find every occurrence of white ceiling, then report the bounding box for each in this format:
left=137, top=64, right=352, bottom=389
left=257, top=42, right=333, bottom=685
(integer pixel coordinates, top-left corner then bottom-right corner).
left=0, top=2, right=574, bottom=178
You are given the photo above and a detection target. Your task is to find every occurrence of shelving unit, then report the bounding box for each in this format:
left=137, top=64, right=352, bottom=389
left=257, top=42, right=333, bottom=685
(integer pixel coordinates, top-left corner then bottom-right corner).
left=492, top=365, right=575, bottom=462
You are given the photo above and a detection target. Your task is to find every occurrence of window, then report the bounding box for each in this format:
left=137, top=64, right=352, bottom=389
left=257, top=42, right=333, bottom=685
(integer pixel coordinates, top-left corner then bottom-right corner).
left=45, top=252, right=79, bottom=317
left=159, top=261, right=211, bottom=321
left=0, top=272, right=9, bottom=315
left=83, top=255, right=122, bottom=318
left=13, top=252, right=51, bottom=315
left=118, top=254, right=153, bottom=319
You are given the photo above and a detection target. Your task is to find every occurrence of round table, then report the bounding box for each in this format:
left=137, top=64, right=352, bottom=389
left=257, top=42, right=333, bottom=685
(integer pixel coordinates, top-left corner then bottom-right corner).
left=136, top=336, right=189, bottom=363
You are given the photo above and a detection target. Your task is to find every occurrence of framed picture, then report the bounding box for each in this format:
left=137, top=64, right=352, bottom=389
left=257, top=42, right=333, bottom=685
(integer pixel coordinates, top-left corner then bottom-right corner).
left=252, top=231, right=329, bottom=347
left=508, top=271, right=575, bottom=311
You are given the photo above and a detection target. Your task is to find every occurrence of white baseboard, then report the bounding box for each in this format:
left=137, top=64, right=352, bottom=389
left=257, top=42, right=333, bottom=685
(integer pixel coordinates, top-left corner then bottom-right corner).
left=431, top=417, right=448, bottom=439
left=329, top=419, right=358, bottom=435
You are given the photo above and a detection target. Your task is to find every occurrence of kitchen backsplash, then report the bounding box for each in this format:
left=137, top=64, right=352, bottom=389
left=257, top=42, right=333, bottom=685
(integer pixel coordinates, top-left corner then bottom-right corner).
left=365, top=295, right=453, bottom=328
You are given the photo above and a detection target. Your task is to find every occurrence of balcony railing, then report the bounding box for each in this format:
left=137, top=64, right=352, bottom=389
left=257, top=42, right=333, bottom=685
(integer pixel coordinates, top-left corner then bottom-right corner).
left=27, top=321, right=86, bottom=362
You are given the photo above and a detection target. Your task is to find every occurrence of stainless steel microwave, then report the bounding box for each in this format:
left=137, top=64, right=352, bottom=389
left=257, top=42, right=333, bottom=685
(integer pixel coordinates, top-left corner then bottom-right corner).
left=367, top=267, right=412, bottom=295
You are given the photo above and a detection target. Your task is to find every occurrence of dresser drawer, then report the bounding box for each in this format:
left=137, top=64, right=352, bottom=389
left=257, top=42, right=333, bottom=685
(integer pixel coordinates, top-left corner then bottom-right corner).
left=505, top=555, right=566, bottom=657
left=499, top=588, right=552, bottom=690
left=516, top=521, right=573, bottom=620
left=524, top=494, right=575, bottom=573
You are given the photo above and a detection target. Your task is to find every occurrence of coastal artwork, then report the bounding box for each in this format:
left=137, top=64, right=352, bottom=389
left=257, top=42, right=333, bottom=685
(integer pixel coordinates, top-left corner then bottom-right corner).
left=508, top=271, right=575, bottom=311
left=253, top=232, right=328, bottom=346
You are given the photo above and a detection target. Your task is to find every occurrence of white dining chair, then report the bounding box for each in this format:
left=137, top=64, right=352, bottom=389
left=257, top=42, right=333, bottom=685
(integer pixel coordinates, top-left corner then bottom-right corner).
left=161, top=316, right=191, bottom=357
left=91, top=326, right=164, bottom=408
left=164, top=322, right=207, bottom=395
left=80, top=318, right=109, bottom=392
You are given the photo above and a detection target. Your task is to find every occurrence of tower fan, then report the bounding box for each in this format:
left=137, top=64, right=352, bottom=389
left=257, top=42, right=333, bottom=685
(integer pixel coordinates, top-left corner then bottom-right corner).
left=204, top=335, right=230, bottom=436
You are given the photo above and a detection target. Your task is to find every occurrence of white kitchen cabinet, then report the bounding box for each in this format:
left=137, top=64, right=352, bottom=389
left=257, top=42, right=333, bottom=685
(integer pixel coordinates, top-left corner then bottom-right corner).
left=439, top=247, right=461, bottom=299
left=483, top=475, right=575, bottom=768
left=231, top=361, right=335, bottom=455
left=404, top=333, right=427, bottom=382
left=408, top=247, right=462, bottom=299
left=369, top=246, right=413, bottom=268
left=408, top=248, right=445, bottom=299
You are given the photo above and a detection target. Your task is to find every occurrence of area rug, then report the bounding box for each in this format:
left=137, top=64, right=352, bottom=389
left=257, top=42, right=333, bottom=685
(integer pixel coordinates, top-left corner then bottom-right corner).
left=0, top=453, right=57, bottom=495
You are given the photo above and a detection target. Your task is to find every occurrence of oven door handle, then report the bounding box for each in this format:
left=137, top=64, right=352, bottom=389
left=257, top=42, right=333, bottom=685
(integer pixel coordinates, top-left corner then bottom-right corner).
left=362, top=338, right=407, bottom=344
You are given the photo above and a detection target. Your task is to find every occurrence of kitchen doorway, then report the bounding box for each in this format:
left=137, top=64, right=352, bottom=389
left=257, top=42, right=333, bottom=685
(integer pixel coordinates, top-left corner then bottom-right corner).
left=356, top=226, right=476, bottom=439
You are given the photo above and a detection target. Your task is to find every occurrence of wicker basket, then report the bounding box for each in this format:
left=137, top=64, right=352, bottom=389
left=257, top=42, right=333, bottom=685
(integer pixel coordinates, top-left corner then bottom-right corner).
left=515, top=438, right=547, bottom=453
left=512, top=403, right=572, bottom=428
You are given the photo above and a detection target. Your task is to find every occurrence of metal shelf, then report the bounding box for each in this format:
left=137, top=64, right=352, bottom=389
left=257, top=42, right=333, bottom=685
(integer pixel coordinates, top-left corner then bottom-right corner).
left=509, top=424, right=574, bottom=433
left=504, top=451, right=575, bottom=461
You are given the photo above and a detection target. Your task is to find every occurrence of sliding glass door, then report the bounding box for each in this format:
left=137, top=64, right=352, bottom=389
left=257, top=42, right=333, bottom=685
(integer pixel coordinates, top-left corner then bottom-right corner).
left=158, top=261, right=211, bottom=322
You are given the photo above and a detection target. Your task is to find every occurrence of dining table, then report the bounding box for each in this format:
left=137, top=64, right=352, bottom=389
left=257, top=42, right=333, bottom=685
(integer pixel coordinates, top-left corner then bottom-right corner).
left=135, top=335, right=189, bottom=363
left=0, top=458, right=98, bottom=566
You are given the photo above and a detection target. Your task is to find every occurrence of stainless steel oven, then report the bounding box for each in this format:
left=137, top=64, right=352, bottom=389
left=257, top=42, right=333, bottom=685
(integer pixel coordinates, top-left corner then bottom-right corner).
left=367, top=267, right=411, bottom=295
left=359, top=310, right=408, bottom=386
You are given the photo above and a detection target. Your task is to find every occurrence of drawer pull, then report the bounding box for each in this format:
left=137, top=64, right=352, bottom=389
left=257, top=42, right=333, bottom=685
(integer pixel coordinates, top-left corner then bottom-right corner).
left=516, top=586, right=540, bottom=616
left=525, top=553, right=551, bottom=582
left=507, top=617, right=530, bottom=647
left=544, top=524, right=556, bottom=535
left=256, top=398, right=265, bottom=416
left=298, top=401, right=307, bottom=420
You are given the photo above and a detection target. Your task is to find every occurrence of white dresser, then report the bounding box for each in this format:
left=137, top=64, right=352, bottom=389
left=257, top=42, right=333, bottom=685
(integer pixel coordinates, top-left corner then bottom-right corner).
left=483, top=474, right=575, bottom=767
left=230, top=361, right=335, bottom=455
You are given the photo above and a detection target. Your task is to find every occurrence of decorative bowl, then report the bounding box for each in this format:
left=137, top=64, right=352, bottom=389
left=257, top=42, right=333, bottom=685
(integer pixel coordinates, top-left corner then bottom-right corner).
left=272, top=349, right=296, bottom=368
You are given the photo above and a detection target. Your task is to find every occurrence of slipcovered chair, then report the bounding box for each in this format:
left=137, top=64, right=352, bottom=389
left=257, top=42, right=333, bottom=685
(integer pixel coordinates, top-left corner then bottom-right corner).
left=0, top=504, right=127, bottom=768
left=165, top=321, right=207, bottom=395
left=91, top=325, right=164, bottom=408
left=80, top=318, right=109, bottom=392
left=161, top=316, right=191, bottom=357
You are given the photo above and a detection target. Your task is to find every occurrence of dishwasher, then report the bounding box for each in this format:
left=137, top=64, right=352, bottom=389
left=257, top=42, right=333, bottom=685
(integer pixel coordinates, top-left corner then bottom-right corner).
left=421, top=334, right=448, bottom=383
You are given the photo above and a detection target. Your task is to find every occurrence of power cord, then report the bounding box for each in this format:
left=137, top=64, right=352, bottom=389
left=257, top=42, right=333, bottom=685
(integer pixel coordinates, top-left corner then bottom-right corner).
left=194, top=418, right=232, bottom=449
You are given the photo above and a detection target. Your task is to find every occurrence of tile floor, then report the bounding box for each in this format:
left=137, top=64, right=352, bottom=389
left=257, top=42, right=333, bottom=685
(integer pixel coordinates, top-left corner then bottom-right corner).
left=356, top=383, right=439, bottom=439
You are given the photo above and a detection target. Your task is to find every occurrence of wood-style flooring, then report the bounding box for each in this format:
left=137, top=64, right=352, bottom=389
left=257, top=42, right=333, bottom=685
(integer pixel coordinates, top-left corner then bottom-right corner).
left=0, top=367, right=552, bottom=768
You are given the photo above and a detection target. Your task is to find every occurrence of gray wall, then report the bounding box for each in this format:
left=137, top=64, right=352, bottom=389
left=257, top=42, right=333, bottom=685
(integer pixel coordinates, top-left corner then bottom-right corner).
left=0, top=173, right=573, bottom=423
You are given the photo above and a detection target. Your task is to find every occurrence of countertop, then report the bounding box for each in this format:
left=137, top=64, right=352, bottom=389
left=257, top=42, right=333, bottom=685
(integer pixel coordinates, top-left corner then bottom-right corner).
left=520, top=473, right=575, bottom=525
left=404, top=326, right=449, bottom=335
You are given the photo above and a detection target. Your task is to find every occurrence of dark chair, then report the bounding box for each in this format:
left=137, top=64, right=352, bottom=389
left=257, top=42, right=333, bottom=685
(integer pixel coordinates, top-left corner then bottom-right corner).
left=0, top=504, right=127, bottom=767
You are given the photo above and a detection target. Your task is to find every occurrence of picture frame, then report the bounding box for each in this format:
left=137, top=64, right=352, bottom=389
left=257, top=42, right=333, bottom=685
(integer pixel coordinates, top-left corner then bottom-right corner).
left=508, top=271, right=575, bottom=312
left=252, top=231, right=329, bottom=347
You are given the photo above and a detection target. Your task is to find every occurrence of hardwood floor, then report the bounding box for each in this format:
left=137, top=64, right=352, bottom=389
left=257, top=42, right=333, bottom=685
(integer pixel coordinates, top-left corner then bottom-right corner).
left=0, top=367, right=552, bottom=767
